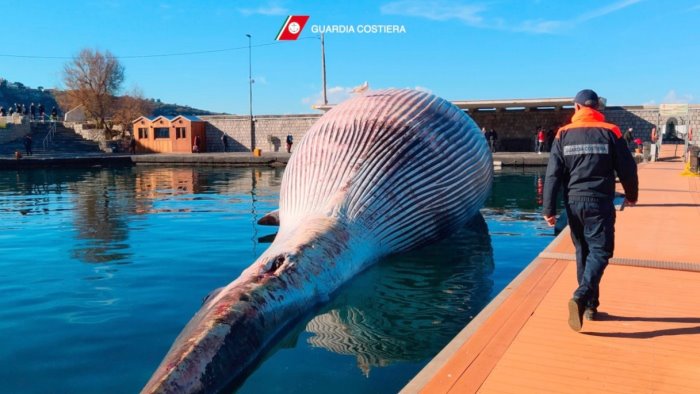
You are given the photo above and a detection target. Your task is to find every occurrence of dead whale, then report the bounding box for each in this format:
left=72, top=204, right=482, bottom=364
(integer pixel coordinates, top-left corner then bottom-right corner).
left=142, top=88, right=493, bottom=393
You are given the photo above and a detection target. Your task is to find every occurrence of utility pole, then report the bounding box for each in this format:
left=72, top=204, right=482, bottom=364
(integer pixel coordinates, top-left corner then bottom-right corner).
left=321, top=33, right=328, bottom=106
left=246, top=33, right=255, bottom=151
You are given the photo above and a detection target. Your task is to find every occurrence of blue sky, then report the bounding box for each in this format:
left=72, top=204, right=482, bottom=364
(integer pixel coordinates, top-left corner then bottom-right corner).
left=1, top=0, right=699, bottom=114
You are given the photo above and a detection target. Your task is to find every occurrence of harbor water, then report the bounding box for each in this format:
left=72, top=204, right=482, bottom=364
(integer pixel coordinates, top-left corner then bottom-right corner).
left=0, top=166, right=553, bottom=393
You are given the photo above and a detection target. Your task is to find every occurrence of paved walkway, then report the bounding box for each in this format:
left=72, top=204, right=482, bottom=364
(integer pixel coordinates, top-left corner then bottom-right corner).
left=404, top=148, right=700, bottom=393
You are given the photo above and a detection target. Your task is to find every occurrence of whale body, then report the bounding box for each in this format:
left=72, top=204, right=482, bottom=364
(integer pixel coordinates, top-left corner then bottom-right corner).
left=142, top=88, right=493, bottom=393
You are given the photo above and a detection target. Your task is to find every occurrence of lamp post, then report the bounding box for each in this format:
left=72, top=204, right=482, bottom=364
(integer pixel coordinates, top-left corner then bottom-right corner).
left=321, top=33, right=327, bottom=106
left=246, top=33, right=255, bottom=151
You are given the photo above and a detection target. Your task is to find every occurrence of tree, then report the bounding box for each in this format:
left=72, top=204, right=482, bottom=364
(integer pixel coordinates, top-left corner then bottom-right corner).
left=112, top=88, right=155, bottom=136
left=62, top=48, right=124, bottom=131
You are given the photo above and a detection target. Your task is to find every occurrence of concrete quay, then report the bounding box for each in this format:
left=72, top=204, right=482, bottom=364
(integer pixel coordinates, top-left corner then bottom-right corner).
left=0, top=152, right=291, bottom=170
left=0, top=151, right=551, bottom=170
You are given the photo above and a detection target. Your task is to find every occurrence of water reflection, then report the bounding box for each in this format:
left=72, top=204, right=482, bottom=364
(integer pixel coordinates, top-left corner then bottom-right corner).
left=486, top=168, right=546, bottom=211
left=301, top=214, right=493, bottom=376
left=0, top=166, right=286, bottom=265
left=70, top=170, right=135, bottom=263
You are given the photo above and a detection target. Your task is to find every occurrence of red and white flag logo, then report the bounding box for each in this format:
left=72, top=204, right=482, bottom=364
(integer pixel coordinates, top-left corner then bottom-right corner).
left=276, top=15, right=309, bottom=40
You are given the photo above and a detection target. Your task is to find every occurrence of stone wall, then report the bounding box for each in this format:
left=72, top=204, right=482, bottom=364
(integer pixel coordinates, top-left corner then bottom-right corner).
left=197, top=105, right=700, bottom=154
left=605, top=107, right=700, bottom=144
left=201, top=114, right=321, bottom=153
left=0, top=116, right=30, bottom=144
left=65, top=122, right=119, bottom=152
left=469, top=106, right=700, bottom=151
left=68, top=123, right=108, bottom=143
left=469, top=109, right=573, bottom=151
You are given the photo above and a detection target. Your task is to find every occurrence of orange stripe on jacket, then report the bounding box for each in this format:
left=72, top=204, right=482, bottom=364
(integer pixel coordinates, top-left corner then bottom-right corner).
left=555, top=107, right=622, bottom=139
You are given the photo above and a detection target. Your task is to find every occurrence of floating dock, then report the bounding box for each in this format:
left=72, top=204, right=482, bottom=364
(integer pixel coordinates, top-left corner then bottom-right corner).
left=404, top=147, right=700, bottom=393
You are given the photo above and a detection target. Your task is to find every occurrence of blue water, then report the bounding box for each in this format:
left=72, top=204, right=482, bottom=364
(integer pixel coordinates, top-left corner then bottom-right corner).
left=0, top=166, right=552, bottom=393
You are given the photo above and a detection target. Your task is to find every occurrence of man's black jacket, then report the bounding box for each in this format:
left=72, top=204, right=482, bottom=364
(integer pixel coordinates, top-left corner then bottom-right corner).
left=543, top=107, right=639, bottom=217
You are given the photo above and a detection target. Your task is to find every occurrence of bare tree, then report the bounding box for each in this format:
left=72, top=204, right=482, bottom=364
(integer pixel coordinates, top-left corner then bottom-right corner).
left=63, top=48, right=124, bottom=132
left=112, top=88, right=155, bottom=136
left=54, top=89, right=80, bottom=115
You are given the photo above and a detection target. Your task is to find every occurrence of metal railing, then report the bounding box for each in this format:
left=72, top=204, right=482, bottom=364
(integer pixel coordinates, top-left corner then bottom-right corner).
left=42, top=121, right=57, bottom=150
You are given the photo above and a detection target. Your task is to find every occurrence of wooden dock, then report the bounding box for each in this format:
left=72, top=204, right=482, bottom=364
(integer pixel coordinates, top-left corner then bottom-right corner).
left=404, top=148, right=700, bottom=393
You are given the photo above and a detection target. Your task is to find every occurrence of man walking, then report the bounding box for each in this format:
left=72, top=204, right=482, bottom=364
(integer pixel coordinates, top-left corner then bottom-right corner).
left=286, top=133, right=293, bottom=153
left=23, top=134, right=33, bottom=156
left=221, top=134, right=229, bottom=152
left=536, top=127, right=545, bottom=154
left=488, top=128, right=498, bottom=153
left=543, top=89, right=638, bottom=332
left=623, top=127, right=634, bottom=150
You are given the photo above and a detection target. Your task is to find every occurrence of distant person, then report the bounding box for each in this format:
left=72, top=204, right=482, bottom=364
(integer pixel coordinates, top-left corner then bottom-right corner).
left=23, top=134, right=33, bottom=156
left=50, top=107, right=57, bottom=121
left=546, top=129, right=554, bottom=152
left=9, top=106, right=15, bottom=116
left=22, top=104, right=28, bottom=115
left=536, top=127, right=545, bottom=154
left=221, top=134, right=229, bottom=152
left=38, top=103, right=45, bottom=121
left=543, top=89, right=638, bottom=332
left=29, top=103, right=35, bottom=120
left=488, top=128, right=498, bottom=152
left=193, top=135, right=201, bottom=153
left=481, top=126, right=487, bottom=138
left=0, top=106, right=5, bottom=116
left=286, top=133, right=293, bottom=153
left=623, top=127, right=634, bottom=150
left=129, top=137, right=137, bottom=154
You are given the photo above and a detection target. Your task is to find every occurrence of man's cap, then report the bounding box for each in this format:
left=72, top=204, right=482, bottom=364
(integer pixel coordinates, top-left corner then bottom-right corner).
left=573, top=89, right=599, bottom=108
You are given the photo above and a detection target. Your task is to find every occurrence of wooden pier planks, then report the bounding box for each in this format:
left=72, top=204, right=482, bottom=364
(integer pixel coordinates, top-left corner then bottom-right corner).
left=411, top=158, right=700, bottom=394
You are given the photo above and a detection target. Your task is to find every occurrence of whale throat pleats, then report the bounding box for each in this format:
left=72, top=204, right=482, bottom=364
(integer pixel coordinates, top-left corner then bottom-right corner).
left=279, top=88, right=493, bottom=255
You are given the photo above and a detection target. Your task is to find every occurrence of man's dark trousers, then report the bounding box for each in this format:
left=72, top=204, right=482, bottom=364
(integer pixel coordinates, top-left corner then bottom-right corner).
left=565, top=199, right=616, bottom=309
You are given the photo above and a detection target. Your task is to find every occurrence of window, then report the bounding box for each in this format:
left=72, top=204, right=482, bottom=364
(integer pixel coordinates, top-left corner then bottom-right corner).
left=175, top=127, right=186, bottom=139
left=138, top=128, right=148, bottom=139
left=154, top=127, right=170, bottom=139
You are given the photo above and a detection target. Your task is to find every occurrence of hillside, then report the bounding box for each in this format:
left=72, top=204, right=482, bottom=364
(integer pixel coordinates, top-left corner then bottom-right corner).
left=0, top=78, right=219, bottom=117
left=151, top=101, right=220, bottom=117
left=0, top=79, right=58, bottom=112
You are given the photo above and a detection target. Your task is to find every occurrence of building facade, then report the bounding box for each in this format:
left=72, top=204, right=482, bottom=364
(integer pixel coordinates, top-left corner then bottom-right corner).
left=132, top=102, right=699, bottom=154
left=132, top=115, right=207, bottom=153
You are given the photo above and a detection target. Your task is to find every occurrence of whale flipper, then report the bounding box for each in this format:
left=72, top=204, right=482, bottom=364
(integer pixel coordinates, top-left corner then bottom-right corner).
left=257, top=210, right=280, bottom=226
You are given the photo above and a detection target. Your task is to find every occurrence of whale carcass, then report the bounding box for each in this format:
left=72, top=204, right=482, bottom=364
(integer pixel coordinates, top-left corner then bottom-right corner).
left=142, top=88, right=493, bottom=393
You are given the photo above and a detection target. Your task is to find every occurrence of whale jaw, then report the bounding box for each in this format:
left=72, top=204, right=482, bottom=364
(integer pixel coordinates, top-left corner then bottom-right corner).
left=142, top=218, right=378, bottom=393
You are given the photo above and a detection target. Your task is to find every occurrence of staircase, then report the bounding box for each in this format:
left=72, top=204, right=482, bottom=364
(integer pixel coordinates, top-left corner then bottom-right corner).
left=0, top=122, right=103, bottom=156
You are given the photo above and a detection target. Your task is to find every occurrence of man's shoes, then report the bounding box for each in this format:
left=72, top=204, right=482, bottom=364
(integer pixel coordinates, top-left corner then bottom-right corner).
left=567, top=298, right=584, bottom=332
left=584, top=307, right=597, bottom=321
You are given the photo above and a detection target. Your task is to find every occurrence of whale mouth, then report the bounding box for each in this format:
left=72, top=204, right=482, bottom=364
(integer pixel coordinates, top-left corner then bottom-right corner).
left=142, top=273, right=302, bottom=393
left=142, top=222, right=359, bottom=394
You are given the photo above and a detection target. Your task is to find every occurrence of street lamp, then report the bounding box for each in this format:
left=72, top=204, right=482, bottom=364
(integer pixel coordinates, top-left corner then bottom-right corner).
left=246, top=33, right=255, bottom=151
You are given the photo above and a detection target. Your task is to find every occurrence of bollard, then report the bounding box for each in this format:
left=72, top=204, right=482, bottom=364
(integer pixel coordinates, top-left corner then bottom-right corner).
left=690, top=145, right=700, bottom=173
left=642, top=142, right=651, bottom=162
